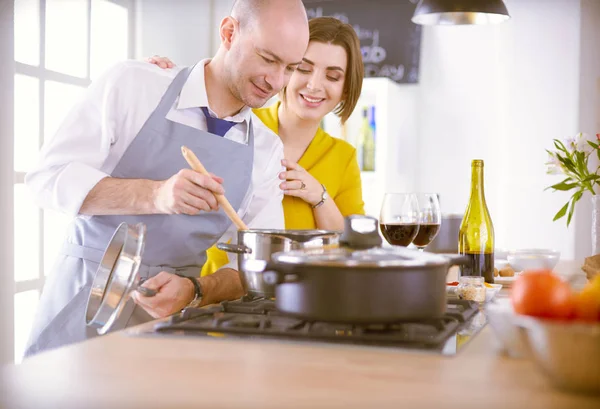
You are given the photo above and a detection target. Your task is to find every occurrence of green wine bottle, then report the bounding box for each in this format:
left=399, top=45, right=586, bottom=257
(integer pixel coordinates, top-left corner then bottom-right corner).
left=458, top=159, right=495, bottom=283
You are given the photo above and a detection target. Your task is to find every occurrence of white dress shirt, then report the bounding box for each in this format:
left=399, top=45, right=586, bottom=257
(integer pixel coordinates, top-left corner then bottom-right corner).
left=26, top=59, right=285, bottom=270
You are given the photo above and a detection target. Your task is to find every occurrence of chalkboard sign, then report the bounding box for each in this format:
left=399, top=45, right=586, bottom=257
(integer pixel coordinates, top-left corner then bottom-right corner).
left=303, top=0, right=421, bottom=84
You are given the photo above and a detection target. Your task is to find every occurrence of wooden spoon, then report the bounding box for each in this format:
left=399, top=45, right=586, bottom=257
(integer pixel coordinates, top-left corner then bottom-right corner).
left=181, top=146, right=248, bottom=230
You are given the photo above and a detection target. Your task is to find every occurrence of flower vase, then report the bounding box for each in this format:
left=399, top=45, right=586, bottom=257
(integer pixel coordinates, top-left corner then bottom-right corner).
left=593, top=195, right=600, bottom=255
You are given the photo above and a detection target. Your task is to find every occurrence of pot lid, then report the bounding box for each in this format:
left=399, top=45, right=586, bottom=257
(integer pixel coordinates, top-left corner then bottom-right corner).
left=240, top=229, right=340, bottom=243
left=271, top=245, right=452, bottom=268
left=85, top=222, right=146, bottom=335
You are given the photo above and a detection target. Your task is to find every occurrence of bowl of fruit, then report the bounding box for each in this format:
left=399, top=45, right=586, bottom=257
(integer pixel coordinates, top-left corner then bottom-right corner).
left=511, top=270, right=600, bottom=395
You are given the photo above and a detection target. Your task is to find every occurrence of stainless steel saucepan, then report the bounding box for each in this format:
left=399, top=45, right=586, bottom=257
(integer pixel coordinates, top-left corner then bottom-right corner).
left=217, top=229, right=341, bottom=298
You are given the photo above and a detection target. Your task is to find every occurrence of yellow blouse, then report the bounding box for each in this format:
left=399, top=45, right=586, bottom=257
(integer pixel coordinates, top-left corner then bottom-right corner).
left=201, top=102, right=364, bottom=276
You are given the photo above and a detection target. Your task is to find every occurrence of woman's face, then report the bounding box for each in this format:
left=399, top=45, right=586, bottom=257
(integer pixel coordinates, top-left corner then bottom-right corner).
left=284, top=41, right=348, bottom=123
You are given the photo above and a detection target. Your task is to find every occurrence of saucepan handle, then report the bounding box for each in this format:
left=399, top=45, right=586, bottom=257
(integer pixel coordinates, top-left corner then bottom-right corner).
left=242, top=260, right=298, bottom=285
left=217, top=242, right=253, bottom=254
left=263, top=265, right=301, bottom=285
left=243, top=260, right=281, bottom=285
left=441, top=254, right=472, bottom=267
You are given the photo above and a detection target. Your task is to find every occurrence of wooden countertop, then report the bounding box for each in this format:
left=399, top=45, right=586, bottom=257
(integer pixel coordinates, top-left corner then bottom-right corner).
left=2, top=261, right=598, bottom=409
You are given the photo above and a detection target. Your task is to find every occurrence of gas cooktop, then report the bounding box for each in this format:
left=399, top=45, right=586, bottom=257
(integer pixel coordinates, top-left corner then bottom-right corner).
left=136, top=296, right=487, bottom=355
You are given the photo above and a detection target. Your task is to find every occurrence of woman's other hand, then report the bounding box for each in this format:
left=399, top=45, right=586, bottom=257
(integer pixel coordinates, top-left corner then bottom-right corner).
left=279, top=159, right=324, bottom=206
left=146, top=55, right=175, bottom=69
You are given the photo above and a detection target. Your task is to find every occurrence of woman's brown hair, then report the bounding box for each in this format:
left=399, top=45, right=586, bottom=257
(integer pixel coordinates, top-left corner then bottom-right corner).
left=285, top=17, right=364, bottom=124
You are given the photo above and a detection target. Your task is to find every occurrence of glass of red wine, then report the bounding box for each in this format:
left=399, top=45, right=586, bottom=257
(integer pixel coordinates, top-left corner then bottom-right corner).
left=412, top=193, right=442, bottom=251
left=379, top=193, right=420, bottom=246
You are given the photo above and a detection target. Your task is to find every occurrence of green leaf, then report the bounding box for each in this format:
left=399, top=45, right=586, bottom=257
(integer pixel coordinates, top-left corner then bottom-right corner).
left=566, top=190, right=584, bottom=227
left=554, top=139, right=569, bottom=154
left=556, top=155, right=578, bottom=174
left=549, top=181, right=578, bottom=191
left=575, top=150, right=589, bottom=171
left=566, top=199, right=575, bottom=227
left=553, top=202, right=569, bottom=221
left=554, top=141, right=574, bottom=161
left=588, top=140, right=599, bottom=149
left=544, top=177, right=571, bottom=192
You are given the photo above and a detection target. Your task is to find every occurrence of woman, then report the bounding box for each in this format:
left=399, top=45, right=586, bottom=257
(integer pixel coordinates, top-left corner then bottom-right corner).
left=150, top=17, right=365, bottom=275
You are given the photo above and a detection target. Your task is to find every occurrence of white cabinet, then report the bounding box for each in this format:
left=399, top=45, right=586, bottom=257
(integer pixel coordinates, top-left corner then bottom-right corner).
left=323, top=77, right=418, bottom=218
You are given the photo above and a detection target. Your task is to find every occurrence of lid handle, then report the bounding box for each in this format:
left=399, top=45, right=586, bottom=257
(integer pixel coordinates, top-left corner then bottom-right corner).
left=339, top=215, right=382, bottom=250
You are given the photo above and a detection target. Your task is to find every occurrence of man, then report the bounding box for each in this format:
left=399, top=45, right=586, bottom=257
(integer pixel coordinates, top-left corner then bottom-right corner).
left=24, top=0, right=309, bottom=356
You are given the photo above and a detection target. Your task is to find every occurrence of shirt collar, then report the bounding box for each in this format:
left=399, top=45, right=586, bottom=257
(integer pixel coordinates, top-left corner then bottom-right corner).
left=177, top=59, right=251, bottom=123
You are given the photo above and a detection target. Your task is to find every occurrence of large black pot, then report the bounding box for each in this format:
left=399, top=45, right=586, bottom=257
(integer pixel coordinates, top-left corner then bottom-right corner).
left=246, top=215, right=469, bottom=323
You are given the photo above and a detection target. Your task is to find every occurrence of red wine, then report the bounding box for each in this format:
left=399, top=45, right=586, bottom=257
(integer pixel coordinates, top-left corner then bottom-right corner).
left=459, top=252, right=495, bottom=283
left=412, top=223, right=441, bottom=247
left=379, top=223, right=418, bottom=246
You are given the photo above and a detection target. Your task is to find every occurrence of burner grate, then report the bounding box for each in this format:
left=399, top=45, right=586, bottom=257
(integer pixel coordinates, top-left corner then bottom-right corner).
left=153, top=298, right=480, bottom=349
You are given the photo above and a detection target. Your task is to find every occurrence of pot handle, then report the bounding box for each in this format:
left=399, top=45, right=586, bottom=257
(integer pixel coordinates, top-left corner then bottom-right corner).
left=260, top=261, right=285, bottom=285
left=216, top=242, right=253, bottom=254
left=245, top=261, right=299, bottom=286
left=441, top=254, right=472, bottom=267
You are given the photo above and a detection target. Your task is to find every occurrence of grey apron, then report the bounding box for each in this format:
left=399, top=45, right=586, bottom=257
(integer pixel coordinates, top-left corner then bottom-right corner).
left=24, top=66, right=255, bottom=357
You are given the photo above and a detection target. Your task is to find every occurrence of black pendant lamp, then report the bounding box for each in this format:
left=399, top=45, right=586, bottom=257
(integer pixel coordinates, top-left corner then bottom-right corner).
left=412, top=0, right=510, bottom=25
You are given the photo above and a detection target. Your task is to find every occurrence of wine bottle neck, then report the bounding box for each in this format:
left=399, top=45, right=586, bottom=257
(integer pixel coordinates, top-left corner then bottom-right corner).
left=470, top=164, right=486, bottom=201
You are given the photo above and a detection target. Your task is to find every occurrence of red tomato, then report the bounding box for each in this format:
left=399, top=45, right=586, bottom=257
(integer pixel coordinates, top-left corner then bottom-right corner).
left=511, top=269, right=575, bottom=320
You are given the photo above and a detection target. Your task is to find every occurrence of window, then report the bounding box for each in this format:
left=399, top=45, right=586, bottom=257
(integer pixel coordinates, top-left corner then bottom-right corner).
left=12, top=0, right=134, bottom=363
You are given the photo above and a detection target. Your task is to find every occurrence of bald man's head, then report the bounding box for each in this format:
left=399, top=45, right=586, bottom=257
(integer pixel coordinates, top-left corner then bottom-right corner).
left=216, top=0, right=309, bottom=108
left=231, top=0, right=307, bottom=34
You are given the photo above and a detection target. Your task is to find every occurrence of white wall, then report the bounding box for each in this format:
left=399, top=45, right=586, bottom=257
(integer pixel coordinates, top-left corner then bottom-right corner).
left=135, top=0, right=214, bottom=64
left=575, top=0, right=600, bottom=260
left=211, top=0, right=235, bottom=54
left=135, top=0, right=235, bottom=63
left=498, top=0, right=582, bottom=260
left=416, top=18, right=507, bottom=218
left=417, top=0, right=595, bottom=261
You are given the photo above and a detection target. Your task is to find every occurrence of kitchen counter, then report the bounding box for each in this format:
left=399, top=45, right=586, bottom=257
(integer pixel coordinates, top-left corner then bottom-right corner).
left=2, top=261, right=598, bottom=409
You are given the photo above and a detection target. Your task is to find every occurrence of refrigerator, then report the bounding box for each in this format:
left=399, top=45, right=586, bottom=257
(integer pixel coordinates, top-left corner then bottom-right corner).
left=322, top=77, right=419, bottom=219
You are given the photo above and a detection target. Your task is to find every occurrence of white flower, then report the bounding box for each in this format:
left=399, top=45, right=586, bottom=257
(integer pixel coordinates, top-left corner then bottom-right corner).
left=545, top=152, right=564, bottom=175
left=576, top=133, right=594, bottom=155
left=563, top=134, right=576, bottom=153
left=564, top=133, right=593, bottom=155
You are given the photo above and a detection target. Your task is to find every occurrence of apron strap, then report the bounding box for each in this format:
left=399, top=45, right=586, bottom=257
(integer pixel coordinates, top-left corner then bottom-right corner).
left=61, top=243, right=105, bottom=263
left=60, top=243, right=201, bottom=279
left=151, top=66, right=194, bottom=119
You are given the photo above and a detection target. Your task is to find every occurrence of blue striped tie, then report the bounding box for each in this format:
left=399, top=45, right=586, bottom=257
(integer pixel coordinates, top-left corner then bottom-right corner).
left=200, top=107, right=237, bottom=137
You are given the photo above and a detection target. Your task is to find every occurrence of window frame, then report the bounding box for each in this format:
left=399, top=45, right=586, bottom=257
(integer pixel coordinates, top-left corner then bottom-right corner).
left=7, top=0, right=136, bottom=364
left=1, top=0, right=16, bottom=366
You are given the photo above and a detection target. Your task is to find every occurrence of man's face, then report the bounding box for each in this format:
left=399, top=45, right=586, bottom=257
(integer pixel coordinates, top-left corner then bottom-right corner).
left=225, top=19, right=308, bottom=108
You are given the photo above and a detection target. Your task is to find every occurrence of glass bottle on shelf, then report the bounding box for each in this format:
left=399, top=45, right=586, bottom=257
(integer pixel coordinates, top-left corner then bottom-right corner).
left=361, top=106, right=375, bottom=171
left=356, top=107, right=366, bottom=171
